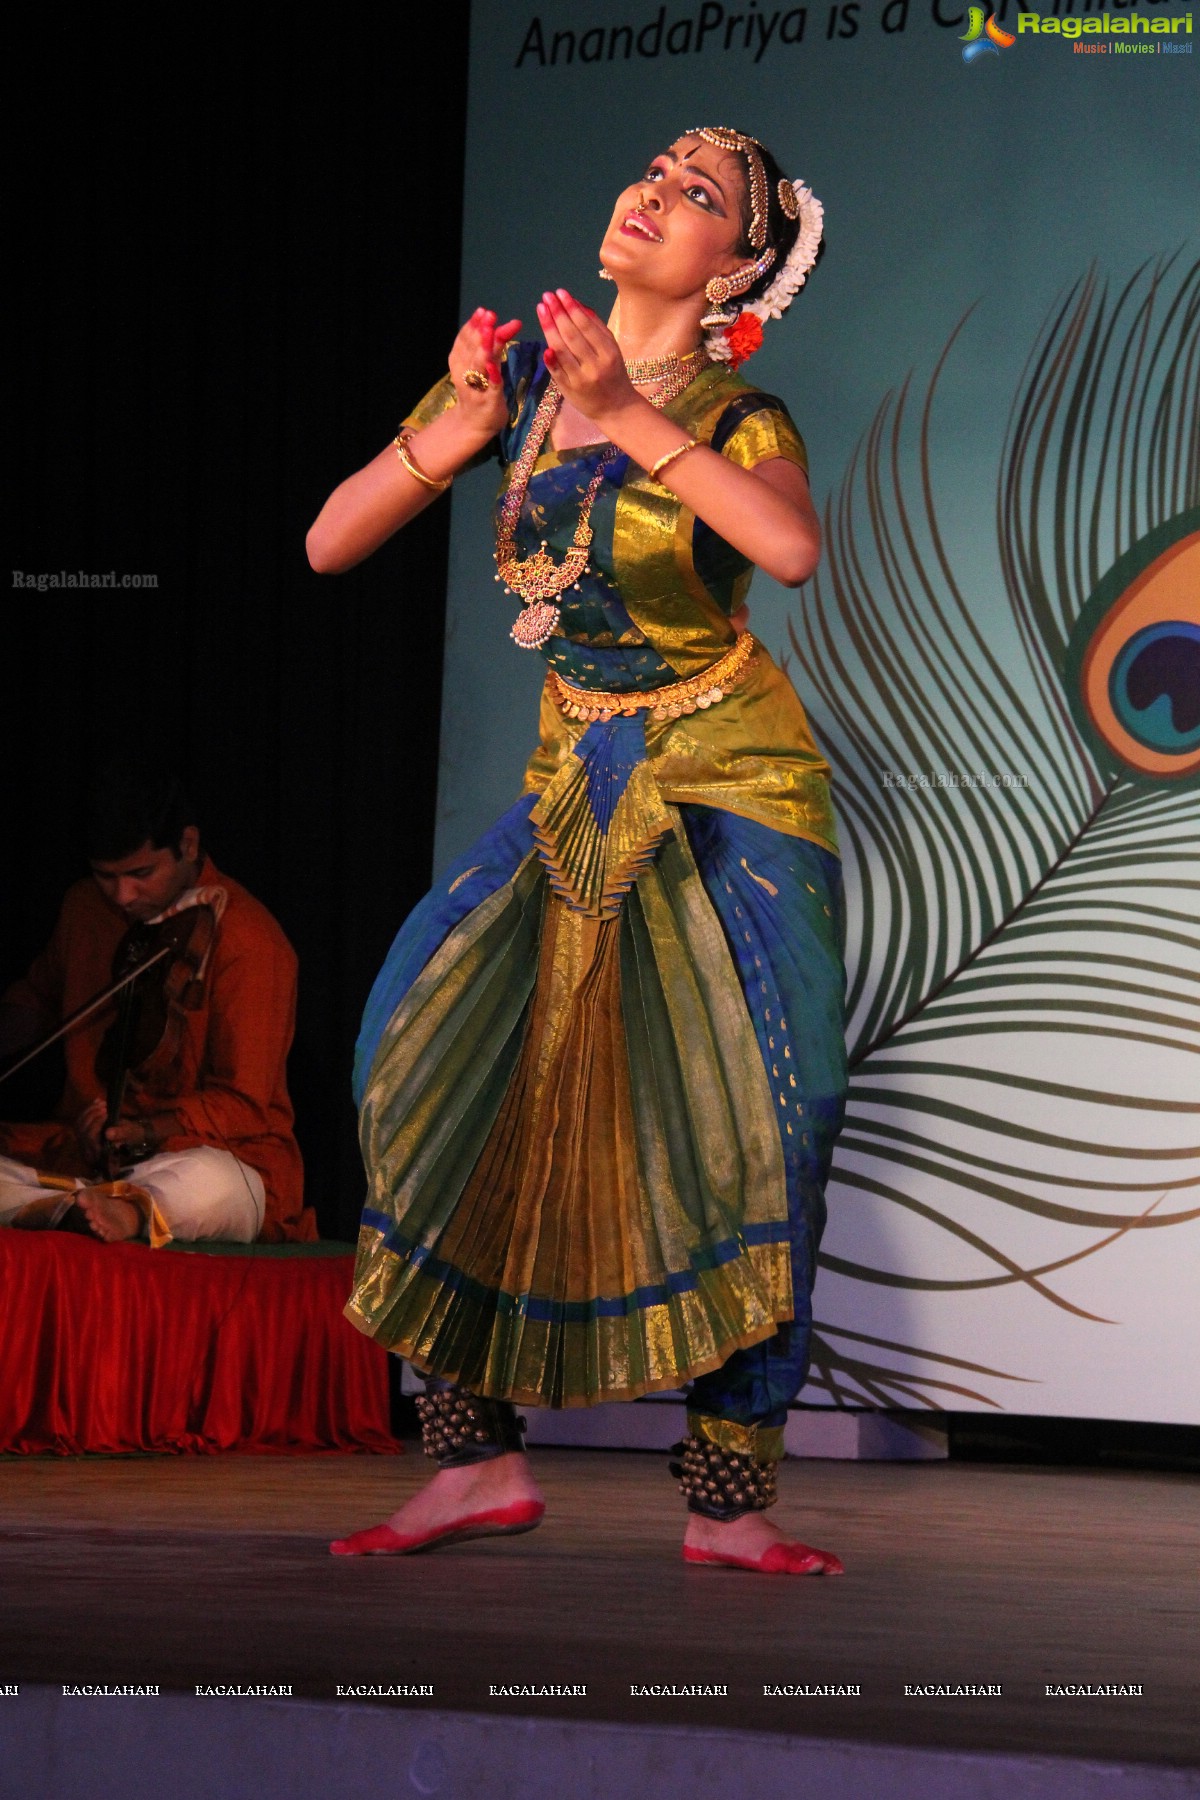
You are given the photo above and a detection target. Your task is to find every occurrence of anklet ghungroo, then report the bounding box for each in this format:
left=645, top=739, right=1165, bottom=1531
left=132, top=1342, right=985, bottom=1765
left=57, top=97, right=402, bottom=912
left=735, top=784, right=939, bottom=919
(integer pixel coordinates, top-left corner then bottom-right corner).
left=669, top=1434, right=779, bottom=1520
left=415, top=1382, right=527, bottom=1468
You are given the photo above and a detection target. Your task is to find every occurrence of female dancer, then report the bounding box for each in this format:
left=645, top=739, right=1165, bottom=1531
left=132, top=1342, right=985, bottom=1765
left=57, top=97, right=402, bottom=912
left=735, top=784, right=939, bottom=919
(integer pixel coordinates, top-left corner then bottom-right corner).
left=308, top=127, right=846, bottom=1576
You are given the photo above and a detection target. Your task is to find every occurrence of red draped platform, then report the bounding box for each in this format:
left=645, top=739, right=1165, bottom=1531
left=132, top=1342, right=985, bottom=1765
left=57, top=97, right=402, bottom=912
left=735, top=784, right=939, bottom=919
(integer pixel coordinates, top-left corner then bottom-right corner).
left=0, top=1232, right=402, bottom=1455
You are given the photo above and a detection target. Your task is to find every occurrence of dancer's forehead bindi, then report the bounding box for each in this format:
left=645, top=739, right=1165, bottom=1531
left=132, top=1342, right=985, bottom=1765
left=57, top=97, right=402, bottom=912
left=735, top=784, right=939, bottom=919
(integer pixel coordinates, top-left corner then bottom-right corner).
left=662, top=140, right=739, bottom=201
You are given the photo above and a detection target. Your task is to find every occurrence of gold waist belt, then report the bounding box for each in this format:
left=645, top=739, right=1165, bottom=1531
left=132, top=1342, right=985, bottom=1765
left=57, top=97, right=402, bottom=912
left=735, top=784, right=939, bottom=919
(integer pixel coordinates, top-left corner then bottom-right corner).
left=548, top=633, right=755, bottom=724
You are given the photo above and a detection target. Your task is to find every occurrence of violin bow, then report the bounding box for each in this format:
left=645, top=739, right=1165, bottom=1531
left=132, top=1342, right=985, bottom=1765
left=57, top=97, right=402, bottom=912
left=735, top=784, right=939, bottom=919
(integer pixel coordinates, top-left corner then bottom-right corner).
left=0, top=943, right=179, bottom=1088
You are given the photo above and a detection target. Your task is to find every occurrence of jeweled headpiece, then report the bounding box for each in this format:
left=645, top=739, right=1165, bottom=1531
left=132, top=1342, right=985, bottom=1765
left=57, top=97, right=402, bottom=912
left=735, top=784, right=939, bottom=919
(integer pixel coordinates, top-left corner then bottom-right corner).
left=685, top=126, right=824, bottom=366
left=686, top=125, right=771, bottom=251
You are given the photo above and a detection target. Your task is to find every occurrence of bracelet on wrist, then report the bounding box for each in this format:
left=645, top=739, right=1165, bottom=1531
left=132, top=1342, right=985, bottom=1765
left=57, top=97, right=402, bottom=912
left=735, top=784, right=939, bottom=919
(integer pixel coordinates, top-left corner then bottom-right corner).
left=648, top=438, right=700, bottom=485
left=393, top=431, right=452, bottom=495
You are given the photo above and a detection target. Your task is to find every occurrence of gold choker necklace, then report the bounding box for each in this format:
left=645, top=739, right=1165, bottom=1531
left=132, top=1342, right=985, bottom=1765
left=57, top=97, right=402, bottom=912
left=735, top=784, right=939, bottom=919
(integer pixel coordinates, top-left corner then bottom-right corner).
left=624, top=346, right=707, bottom=386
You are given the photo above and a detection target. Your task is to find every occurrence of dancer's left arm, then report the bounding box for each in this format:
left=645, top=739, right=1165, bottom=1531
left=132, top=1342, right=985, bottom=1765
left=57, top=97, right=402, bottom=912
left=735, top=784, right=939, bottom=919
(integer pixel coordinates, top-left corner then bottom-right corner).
left=538, top=290, right=820, bottom=588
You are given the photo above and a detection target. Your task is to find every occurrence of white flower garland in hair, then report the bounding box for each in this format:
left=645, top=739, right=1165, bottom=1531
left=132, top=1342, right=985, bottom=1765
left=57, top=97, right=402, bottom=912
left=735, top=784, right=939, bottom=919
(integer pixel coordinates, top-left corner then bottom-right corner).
left=749, top=182, right=824, bottom=321
left=704, top=180, right=824, bottom=363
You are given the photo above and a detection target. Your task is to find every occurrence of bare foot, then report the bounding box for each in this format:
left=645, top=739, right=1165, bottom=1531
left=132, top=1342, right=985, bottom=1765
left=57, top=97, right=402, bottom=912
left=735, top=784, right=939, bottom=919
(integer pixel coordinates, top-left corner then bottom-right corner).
left=73, top=1189, right=143, bottom=1242
left=684, top=1510, right=844, bottom=1575
left=386, top=1451, right=542, bottom=1533
left=331, top=1451, right=546, bottom=1556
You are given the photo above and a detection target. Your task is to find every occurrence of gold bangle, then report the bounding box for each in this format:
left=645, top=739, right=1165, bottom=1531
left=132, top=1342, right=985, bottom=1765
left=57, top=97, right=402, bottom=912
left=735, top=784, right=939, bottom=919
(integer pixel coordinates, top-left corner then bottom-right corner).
left=393, top=431, right=452, bottom=494
left=648, top=438, right=699, bottom=484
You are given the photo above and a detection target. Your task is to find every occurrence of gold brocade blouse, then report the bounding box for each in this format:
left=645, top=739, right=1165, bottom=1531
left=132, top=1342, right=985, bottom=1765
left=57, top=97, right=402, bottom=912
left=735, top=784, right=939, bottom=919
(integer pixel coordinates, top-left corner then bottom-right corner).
left=403, top=345, right=838, bottom=856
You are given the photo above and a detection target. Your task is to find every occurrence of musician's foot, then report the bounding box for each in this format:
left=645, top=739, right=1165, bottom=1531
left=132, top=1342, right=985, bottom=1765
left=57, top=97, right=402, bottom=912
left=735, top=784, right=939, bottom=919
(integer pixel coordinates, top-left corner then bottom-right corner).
left=683, top=1510, right=845, bottom=1575
left=331, top=1452, right=545, bottom=1556
left=73, top=1188, right=143, bottom=1242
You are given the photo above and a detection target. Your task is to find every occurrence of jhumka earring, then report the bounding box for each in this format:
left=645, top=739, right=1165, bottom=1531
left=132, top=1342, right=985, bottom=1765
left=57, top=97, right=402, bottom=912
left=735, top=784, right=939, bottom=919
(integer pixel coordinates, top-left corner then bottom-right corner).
left=700, top=249, right=776, bottom=325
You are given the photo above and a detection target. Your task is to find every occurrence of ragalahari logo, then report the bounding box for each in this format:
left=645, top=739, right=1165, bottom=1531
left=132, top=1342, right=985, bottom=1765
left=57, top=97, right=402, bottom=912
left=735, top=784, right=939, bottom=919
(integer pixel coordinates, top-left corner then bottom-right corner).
left=960, top=6, right=1017, bottom=60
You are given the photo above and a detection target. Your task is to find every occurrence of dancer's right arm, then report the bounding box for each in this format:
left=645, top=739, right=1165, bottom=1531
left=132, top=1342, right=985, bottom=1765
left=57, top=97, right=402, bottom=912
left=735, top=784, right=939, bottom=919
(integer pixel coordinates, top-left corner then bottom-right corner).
left=306, top=308, right=520, bottom=574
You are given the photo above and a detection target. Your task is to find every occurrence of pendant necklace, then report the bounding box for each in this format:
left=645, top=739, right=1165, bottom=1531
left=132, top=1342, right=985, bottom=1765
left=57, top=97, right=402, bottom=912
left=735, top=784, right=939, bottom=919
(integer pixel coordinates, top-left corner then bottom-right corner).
left=497, top=349, right=709, bottom=650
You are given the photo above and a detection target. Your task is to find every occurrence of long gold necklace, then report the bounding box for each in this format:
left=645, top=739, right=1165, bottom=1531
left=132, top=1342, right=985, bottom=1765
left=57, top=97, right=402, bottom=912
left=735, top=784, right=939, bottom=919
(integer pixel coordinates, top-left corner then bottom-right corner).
left=498, top=352, right=709, bottom=650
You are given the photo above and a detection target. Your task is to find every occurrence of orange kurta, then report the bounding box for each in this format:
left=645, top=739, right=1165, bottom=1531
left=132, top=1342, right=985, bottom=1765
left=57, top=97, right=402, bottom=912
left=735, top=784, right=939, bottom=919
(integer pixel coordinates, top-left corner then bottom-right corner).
left=1, top=856, right=314, bottom=1242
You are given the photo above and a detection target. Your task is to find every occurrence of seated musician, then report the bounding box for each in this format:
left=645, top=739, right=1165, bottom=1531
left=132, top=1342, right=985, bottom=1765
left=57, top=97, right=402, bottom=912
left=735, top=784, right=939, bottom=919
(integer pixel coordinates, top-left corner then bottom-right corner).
left=0, top=761, right=315, bottom=1245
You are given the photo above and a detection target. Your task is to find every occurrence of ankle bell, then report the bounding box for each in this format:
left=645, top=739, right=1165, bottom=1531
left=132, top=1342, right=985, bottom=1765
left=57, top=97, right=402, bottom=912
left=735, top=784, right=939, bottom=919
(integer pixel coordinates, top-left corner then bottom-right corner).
left=414, top=1383, right=527, bottom=1468
left=668, top=1434, right=779, bottom=1520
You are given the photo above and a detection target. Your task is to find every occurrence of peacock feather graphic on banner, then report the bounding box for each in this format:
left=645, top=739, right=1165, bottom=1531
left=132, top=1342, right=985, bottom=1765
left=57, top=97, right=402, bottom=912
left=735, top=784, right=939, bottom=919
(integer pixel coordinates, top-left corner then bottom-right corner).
left=785, top=254, right=1200, bottom=1410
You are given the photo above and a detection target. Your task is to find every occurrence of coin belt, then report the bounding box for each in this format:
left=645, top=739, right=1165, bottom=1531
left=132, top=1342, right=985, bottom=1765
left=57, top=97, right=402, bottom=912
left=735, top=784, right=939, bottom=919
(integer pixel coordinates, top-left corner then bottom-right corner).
left=548, top=633, right=755, bottom=724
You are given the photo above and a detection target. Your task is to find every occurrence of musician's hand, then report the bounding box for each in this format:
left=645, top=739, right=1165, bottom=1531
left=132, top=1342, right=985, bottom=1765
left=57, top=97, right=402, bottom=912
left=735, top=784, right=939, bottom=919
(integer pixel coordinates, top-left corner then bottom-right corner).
left=74, top=1098, right=107, bottom=1166
left=448, top=308, right=522, bottom=436
left=103, top=1118, right=161, bottom=1161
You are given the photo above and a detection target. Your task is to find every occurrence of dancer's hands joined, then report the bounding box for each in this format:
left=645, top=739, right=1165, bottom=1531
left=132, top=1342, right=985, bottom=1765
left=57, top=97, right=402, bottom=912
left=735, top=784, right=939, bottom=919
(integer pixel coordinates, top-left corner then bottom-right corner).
left=537, top=289, right=638, bottom=427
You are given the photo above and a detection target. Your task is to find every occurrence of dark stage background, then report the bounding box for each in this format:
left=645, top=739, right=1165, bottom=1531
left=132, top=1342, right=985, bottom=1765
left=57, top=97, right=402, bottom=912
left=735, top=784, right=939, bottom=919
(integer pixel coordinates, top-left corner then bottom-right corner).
left=6, top=17, right=472, bottom=1239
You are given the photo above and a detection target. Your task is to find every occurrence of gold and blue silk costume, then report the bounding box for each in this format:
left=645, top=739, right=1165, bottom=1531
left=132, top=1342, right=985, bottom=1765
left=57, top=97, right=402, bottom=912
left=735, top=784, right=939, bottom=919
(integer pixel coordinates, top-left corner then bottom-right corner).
left=347, top=344, right=847, bottom=1463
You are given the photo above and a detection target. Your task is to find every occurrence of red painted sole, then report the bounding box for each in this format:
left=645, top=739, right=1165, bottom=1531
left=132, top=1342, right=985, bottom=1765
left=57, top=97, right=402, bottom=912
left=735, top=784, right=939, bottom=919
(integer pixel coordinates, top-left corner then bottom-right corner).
left=330, top=1499, right=545, bottom=1557
left=683, top=1542, right=845, bottom=1576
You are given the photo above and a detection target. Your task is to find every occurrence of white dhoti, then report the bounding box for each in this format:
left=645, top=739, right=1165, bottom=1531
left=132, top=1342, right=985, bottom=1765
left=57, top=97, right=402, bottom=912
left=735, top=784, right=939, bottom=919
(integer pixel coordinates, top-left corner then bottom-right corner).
left=0, top=1147, right=265, bottom=1244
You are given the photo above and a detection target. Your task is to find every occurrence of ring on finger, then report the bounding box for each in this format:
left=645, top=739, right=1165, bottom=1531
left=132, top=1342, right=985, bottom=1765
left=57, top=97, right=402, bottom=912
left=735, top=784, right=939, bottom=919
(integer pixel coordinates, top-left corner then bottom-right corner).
left=463, top=368, right=490, bottom=392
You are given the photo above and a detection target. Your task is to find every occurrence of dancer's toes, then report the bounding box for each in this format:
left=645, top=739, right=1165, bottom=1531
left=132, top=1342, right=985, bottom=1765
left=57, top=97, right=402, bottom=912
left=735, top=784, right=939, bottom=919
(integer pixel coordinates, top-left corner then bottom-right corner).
left=330, top=1522, right=409, bottom=1556
left=331, top=1454, right=545, bottom=1557
left=683, top=1511, right=844, bottom=1576
left=330, top=1498, right=544, bottom=1557
left=758, top=1540, right=845, bottom=1576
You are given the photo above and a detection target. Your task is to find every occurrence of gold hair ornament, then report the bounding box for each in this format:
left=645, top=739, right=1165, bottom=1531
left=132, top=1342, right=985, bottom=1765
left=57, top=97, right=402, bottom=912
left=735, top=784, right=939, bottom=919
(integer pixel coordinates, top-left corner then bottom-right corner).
left=685, top=125, right=770, bottom=250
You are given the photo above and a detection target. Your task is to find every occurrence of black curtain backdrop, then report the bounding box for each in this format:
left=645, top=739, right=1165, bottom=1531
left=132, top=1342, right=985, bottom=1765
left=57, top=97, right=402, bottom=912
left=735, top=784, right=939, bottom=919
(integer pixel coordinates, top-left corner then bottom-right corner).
left=6, top=17, right=472, bottom=1239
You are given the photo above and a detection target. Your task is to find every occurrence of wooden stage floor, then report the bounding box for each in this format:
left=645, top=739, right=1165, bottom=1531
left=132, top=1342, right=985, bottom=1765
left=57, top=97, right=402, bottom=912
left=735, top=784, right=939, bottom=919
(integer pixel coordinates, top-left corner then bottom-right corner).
left=0, top=1448, right=1196, bottom=1769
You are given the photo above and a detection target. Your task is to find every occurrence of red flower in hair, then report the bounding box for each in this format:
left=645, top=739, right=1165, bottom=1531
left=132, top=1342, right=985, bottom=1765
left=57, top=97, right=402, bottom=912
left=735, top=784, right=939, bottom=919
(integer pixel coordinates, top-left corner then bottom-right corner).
left=722, top=311, right=764, bottom=369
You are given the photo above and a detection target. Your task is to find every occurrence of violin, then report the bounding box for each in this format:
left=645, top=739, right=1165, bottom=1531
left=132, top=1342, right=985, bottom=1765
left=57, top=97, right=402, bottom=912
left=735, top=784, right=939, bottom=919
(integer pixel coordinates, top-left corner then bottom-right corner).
left=93, top=905, right=217, bottom=1175
left=0, top=897, right=218, bottom=1178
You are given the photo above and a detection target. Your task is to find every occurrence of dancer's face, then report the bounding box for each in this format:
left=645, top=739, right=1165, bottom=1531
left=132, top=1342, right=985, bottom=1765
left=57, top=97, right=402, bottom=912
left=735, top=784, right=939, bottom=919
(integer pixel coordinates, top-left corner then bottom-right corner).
left=599, top=136, right=749, bottom=302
